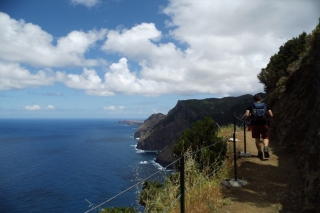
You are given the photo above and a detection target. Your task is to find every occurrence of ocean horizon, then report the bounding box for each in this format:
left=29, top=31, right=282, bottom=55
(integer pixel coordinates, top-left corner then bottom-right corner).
left=0, top=118, right=169, bottom=213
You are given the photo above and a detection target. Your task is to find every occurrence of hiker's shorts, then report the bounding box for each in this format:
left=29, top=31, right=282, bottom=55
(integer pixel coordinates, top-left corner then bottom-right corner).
left=252, top=125, right=268, bottom=139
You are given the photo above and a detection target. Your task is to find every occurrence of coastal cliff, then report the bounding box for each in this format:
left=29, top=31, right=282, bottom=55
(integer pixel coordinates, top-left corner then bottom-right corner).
left=134, top=113, right=166, bottom=139
left=135, top=94, right=264, bottom=167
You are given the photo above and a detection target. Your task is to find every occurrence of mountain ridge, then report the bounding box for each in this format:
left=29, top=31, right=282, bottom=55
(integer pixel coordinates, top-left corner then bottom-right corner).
left=135, top=93, right=266, bottom=167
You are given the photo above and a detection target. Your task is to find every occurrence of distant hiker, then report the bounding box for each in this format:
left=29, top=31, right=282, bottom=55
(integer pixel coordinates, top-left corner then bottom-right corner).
left=245, top=94, right=273, bottom=159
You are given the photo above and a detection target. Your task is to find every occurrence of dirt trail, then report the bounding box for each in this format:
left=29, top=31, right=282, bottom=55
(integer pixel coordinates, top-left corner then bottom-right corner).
left=217, top=129, right=303, bottom=213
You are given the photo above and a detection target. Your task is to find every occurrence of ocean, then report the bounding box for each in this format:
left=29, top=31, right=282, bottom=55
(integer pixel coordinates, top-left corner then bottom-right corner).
left=0, top=118, right=168, bottom=213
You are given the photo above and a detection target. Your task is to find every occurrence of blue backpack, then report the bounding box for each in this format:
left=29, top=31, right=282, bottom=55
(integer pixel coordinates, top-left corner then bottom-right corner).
left=251, top=102, right=268, bottom=121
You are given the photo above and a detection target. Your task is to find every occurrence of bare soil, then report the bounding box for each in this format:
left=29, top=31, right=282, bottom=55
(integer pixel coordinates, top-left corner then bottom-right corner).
left=216, top=129, right=303, bottom=213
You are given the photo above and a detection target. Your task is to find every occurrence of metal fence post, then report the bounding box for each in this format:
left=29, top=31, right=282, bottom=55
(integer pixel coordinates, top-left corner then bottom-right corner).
left=233, top=115, right=238, bottom=181
left=244, top=120, right=247, bottom=153
left=239, top=118, right=254, bottom=158
left=180, top=156, right=185, bottom=213
left=221, top=114, right=247, bottom=188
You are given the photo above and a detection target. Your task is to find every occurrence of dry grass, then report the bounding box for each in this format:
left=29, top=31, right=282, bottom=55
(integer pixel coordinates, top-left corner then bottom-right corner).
left=217, top=124, right=234, bottom=140
left=141, top=125, right=235, bottom=213
left=143, top=155, right=229, bottom=213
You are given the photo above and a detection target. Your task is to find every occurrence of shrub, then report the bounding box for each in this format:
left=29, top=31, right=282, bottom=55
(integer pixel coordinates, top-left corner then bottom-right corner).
left=173, top=116, right=227, bottom=173
left=99, top=206, right=136, bottom=213
left=257, top=32, right=307, bottom=93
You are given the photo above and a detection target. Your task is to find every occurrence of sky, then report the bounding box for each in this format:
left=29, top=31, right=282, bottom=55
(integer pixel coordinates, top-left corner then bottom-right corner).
left=0, top=0, right=319, bottom=119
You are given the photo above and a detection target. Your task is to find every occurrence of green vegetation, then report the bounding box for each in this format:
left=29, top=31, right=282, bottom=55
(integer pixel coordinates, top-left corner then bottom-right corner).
left=180, top=99, right=216, bottom=113
left=257, top=32, right=307, bottom=93
left=138, top=181, right=163, bottom=206
left=138, top=152, right=229, bottom=213
left=99, top=206, right=136, bottom=213
left=258, top=18, right=320, bottom=102
left=136, top=118, right=231, bottom=213
left=99, top=122, right=234, bottom=213
left=173, top=116, right=227, bottom=173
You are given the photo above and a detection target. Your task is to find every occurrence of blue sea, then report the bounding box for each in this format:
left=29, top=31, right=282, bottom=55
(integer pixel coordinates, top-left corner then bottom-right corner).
left=0, top=119, right=168, bottom=213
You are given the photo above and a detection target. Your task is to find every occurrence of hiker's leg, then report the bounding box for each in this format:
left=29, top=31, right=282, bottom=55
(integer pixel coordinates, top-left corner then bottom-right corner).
left=262, top=125, right=270, bottom=158
left=255, top=138, right=263, bottom=159
left=255, top=138, right=262, bottom=151
left=252, top=125, right=263, bottom=158
left=263, top=138, right=269, bottom=147
left=262, top=125, right=269, bottom=147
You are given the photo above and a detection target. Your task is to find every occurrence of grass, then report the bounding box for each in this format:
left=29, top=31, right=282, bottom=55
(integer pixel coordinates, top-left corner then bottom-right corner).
left=140, top=124, right=236, bottom=213
left=98, top=124, right=237, bottom=213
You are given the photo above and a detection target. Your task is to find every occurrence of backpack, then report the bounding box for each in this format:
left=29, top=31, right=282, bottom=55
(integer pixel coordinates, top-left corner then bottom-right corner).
left=251, top=102, right=268, bottom=121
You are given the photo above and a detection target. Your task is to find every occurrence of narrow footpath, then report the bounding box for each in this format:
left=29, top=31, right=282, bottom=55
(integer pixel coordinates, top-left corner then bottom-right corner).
left=216, top=129, right=303, bottom=213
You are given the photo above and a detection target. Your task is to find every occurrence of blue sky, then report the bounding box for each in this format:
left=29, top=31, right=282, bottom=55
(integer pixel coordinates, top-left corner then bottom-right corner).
left=0, top=0, right=319, bottom=119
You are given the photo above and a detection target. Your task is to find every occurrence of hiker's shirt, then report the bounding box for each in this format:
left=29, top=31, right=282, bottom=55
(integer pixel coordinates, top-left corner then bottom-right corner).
left=246, top=104, right=271, bottom=126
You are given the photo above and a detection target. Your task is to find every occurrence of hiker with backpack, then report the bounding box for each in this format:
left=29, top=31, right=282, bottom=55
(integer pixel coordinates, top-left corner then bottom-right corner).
left=245, top=94, right=273, bottom=159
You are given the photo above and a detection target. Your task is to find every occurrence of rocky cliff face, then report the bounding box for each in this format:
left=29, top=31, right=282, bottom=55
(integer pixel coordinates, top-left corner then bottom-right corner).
left=134, top=113, right=166, bottom=139
left=268, top=25, right=319, bottom=212
left=136, top=94, right=261, bottom=167
left=136, top=101, right=201, bottom=152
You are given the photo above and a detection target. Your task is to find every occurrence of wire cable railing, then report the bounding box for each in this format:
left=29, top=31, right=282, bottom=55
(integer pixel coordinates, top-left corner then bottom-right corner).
left=84, top=156, right=181, bottom=213
left=84, top=115, right=246, bottom=213
left=163, top=143, right=236, bottom=213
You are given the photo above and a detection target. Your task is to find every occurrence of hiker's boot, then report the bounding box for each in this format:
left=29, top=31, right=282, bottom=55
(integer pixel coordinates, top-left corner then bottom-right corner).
left=264, top=147, right=270, bottom=159
left=257, top=151, right=263, bottom=159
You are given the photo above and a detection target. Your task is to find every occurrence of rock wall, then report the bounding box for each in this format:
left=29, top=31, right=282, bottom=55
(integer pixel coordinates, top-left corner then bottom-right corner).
left=269, top=32, right=320, bottom=212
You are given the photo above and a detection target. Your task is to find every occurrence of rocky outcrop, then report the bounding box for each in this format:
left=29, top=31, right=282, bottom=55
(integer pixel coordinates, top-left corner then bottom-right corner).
left=136, top=94, right=261, bottom=167
left=268, top=24, right=320, bottom=212
left=136, top=101, right=200, bottom=152
left=134, top=113, right=166, bottom=139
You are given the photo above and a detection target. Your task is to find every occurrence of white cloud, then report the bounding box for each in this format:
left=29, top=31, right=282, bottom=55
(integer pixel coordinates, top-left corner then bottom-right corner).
left=0, top=62, right=57, bottom=90
left=25, top=105, right=41, bottom=110
left=104, top=106, right=116, bottom=110
left=62, top=67, right=111, bottom=95
left=47, top=105, right=55, bottom=110
left=60, top=58, right=170, bottom=96
left=97, top=0, right=320, bottom=96
left=1, top=1, right=319, bottom=97
left=24, top=104, right=55, bottom=110
left=104, top=24, right=255, bottom=95
left=0, top=12, right=107, bottom=67
left=102, top=23, right=163, bottom=61
left=103, top=105, right=125, bottom=111
left=70, top=0, right=99, bottom=7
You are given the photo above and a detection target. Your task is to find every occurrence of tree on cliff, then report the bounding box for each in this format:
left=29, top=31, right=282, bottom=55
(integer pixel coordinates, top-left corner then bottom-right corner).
left=257, top=31, right=307, bottom=94
left=173, top=116, right=227, bottom=173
